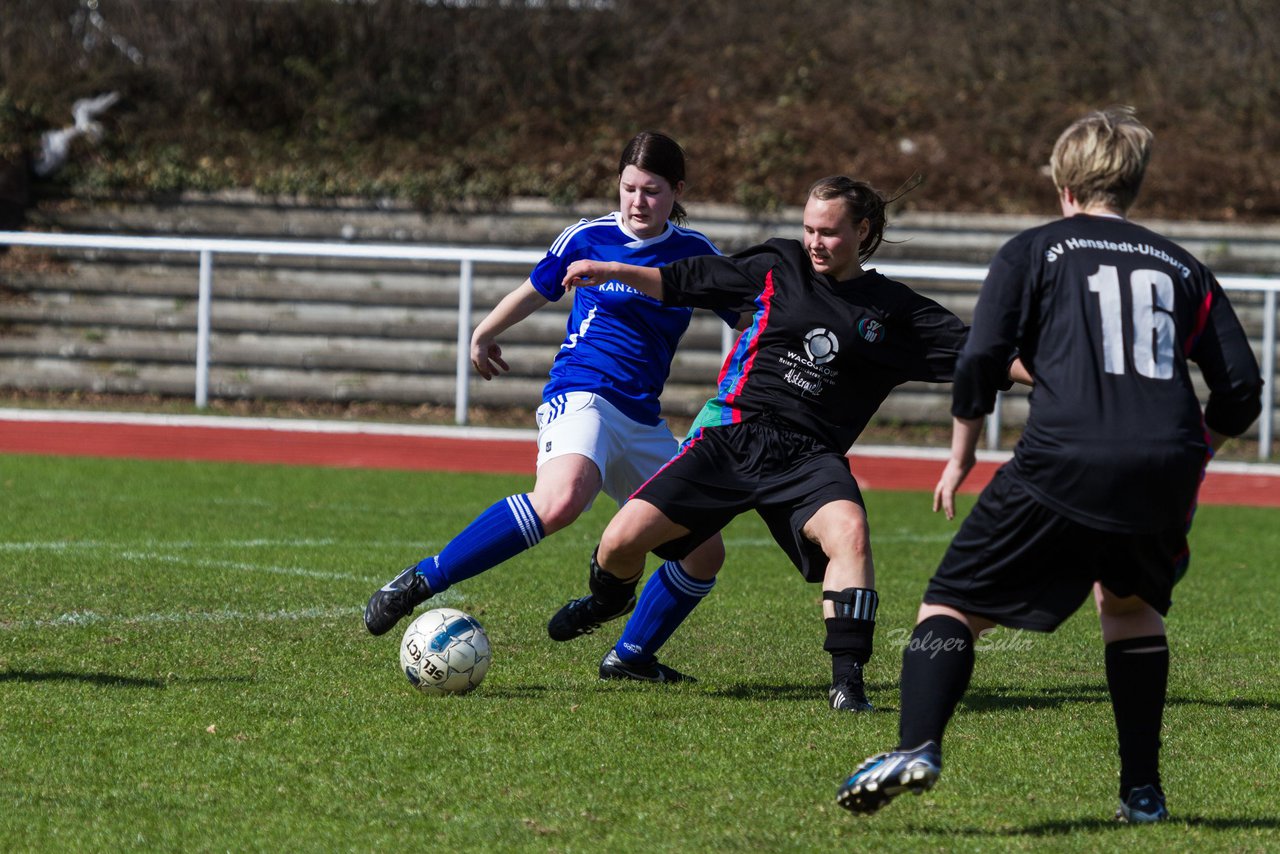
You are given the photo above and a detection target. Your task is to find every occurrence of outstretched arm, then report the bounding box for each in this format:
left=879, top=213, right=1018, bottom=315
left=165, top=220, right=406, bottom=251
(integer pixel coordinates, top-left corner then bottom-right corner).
left=470, top=280, right=549, bottom=380
left=933, top=415, right=984, bottom=520
left=562, top=260, right=664, bottom=300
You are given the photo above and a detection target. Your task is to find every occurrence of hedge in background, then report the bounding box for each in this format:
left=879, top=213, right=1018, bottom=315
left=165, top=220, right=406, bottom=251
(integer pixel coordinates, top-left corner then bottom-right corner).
left=2, top=0, right=1277, bottom=219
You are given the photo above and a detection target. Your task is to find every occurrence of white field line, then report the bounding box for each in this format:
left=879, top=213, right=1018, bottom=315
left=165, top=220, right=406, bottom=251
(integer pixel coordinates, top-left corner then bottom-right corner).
left=118, top=551, right=380, bottom=583
left=9, top=605, right=360, bottom=630
left=3, top=533, right=952, bottom=564
left=2, top=541, right=429, bottom=585
left=6, top=592, right=461, bottom=631
left=0, top=538, right=426, bottom=554
left=5, top=407, right=1277, bottom=476
left=1, top=537, right=459, bottom=630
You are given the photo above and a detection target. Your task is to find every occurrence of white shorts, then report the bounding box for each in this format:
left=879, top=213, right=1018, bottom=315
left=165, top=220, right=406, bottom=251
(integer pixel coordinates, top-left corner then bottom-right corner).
left=535, top=392, right=679, bottom=511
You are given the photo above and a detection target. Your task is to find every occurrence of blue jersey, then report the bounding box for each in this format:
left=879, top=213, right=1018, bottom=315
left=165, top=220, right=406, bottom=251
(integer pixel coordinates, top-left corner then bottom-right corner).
left=528, top=213, right=724, bottom=425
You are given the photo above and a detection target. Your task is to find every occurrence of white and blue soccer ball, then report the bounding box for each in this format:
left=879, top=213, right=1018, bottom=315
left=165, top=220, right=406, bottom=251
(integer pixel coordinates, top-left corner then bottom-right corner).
left=399, top=608, right=491, bottom=696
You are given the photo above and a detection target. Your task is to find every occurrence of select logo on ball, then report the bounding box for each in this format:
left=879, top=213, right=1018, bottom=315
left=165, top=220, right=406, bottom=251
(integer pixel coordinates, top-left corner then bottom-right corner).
left=399, top=607, right=492, bottom=696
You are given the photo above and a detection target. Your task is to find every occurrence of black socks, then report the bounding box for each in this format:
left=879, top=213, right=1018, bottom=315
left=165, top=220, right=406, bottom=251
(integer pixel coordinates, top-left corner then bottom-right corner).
left=824, top=588, right=879, bottom=684
left=897, top=614, right=975, bottom=750
left=1106, top=635, right=1169, bottom=798
left=588, top=548, right=640, bottom=612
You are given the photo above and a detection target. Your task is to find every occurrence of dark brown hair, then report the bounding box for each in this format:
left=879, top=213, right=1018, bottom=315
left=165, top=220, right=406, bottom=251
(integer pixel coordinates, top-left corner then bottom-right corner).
left=619, top=131, right=688, bottom=225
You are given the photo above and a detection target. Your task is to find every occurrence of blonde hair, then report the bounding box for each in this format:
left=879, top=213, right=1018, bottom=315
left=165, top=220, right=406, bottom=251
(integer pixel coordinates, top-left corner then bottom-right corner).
left=1050, top=107, right=1153, bottom=213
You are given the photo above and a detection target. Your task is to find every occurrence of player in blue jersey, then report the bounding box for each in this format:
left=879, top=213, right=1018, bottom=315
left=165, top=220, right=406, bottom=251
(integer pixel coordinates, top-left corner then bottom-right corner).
left=364, top=131, right=734, bottom=651
left=547, top=176, right=1028, bottom=705
left=837, top=108, right=1263, bottom=822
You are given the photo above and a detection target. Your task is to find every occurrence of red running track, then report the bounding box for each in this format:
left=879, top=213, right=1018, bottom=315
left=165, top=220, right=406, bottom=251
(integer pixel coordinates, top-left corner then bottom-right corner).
left=1, top=412, right=1278, bottom=508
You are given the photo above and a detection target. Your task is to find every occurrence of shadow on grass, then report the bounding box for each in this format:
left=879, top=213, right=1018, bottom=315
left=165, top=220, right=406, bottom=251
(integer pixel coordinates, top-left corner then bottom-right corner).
left=691, top=681, right=1274, bottom=713
left=474, top=684, right=552, bottom=698
left=0, top=669, right=253, bottom=688
left=962, top=684, right=1276, bottom=712
left=927, top=815, right=1280, bottom=836
left=710, top=682, right=888, bottom=703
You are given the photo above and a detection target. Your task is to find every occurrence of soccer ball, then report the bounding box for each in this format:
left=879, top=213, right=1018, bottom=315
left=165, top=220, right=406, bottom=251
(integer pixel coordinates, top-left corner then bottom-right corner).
left=399, top=607, right=491, bottom=696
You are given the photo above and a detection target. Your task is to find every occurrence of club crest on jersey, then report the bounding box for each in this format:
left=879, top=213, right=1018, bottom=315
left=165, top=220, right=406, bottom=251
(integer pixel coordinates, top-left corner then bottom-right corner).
left=804, top=328, right=840, bottom=364
left=857, top=318, right=885, bottom=344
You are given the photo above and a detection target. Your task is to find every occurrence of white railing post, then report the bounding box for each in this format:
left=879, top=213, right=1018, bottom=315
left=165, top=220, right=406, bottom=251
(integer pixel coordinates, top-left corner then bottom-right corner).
left=196, top=249, right=213, bottom=408
left=986, top=391, right=1002, bottom=450
left=0, top=231, right=1275, bottom=457
left=455, top=259, right=474, bottom=425
left=1261, top=288, right=1276, bottom=461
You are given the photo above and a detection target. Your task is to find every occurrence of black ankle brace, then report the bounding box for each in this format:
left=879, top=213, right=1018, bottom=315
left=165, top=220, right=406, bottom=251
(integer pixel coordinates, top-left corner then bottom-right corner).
left=588, top=548, right=640, bottom=607
left=824, top=587, right=879, bottom=621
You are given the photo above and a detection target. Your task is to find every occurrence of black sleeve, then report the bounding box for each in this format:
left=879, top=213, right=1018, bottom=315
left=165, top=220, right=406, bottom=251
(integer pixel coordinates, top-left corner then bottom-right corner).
left=951, top=238, right=1027, bottom=418
left=660, top=247, right=779, bottom=315
left=899, top=291, right=969, bottom=383
left=1190, top=276, right=1264, bottom=437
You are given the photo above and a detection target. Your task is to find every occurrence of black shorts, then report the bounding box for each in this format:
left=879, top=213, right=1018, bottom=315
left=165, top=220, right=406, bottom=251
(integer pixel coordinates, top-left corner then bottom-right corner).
left=633, top=419, right=864, bottom=582
left=924, top=467, right=1189, bottom=632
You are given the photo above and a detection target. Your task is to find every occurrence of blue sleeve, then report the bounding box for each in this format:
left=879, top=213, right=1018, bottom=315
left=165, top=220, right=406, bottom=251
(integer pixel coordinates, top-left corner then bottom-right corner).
left=528, top=249, right=570, bottom=302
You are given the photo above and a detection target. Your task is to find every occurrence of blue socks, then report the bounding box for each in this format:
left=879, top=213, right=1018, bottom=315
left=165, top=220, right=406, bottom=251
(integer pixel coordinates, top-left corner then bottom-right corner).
left=615, top=560, right=715, bottom=665
left=417, top=494, right=544, bottom=593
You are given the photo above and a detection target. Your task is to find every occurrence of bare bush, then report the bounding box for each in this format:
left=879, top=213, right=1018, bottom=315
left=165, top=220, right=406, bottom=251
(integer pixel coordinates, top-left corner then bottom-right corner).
left=1, top=0, right=1276, bottom=218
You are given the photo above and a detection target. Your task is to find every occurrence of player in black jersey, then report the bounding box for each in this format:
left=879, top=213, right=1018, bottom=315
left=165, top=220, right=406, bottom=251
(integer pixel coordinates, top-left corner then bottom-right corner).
left=546, top=176, right=1024, bottom=710
left=838, top=108, right=1263, bottom=822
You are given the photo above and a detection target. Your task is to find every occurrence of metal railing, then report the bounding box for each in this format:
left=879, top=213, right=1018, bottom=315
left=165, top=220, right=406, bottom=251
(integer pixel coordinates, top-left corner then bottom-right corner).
left=1, top=230, right=1276, bottom=459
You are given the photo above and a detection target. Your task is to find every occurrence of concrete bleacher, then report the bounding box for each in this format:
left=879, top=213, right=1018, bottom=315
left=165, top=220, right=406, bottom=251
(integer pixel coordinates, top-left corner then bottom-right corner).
left=2, top=193, right=1277, bottom=430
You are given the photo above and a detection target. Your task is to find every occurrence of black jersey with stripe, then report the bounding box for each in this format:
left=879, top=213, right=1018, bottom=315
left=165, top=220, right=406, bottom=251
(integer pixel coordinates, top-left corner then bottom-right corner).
left=955, top=214, right=1263, bottom=533
left=659, top=238, right=967, bottom=453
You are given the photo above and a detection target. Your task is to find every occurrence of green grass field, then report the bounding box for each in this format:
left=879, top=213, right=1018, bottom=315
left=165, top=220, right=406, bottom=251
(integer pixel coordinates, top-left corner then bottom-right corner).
left=2, top=453, right=1277, bottom=852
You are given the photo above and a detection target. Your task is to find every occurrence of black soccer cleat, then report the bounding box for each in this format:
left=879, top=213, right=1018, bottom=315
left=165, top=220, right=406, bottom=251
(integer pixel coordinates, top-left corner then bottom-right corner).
left=829, top=663, right=873, bottom=712
left=598, top=648, right=695, bottom=683
left=837, top=741, right=942, bottom=815
left=364, top=564, right=433, bottom=636
left=829, top=684, right=873, bottom=712
left=547, top=593, right=636, bottom=641
left=1116, top=784, right=1169, bottom=824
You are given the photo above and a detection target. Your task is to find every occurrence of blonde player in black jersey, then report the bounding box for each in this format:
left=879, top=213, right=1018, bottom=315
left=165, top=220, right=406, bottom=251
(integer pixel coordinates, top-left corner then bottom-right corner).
left=838, top=107, right=1263, bottom=823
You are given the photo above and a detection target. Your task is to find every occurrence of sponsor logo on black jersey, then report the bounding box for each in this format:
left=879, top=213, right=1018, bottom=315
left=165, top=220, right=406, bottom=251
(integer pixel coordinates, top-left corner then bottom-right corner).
left=857, top=318, right=885, bottom=343
left=804, top=328, right=840, bottom=364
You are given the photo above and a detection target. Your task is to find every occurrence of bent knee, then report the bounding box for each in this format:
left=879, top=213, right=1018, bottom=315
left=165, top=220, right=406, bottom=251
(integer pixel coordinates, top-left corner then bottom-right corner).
left=598, top=526, right=653, bottom=567
left=681, top=534, right=725, bottom=577
left=530, top=493, right=588, bottom=534
left=1095, top=587, right=1155, bottom=618
left=818, top=517, right=870, bottom=561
